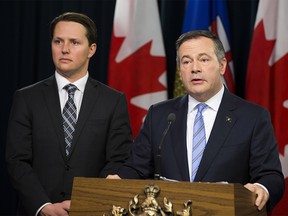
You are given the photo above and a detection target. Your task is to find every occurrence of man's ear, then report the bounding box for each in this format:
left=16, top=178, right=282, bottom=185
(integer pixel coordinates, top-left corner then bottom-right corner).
left=88, top=43, right=97, bottom=58
left=220, top=58, right=227, bottom=75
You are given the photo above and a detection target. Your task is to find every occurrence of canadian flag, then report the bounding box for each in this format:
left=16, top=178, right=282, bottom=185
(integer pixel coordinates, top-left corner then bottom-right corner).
left=108, top=0, right=167, bottom=137
left=246, top=0, right=288, bottom=214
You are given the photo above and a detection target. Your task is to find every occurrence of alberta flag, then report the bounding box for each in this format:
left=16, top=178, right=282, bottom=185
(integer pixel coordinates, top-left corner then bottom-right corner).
left=108, top=0, right=167, bottom=137
left=246, top=0, right=288, bottom=214
left=174, top=0, right=234, bottom=97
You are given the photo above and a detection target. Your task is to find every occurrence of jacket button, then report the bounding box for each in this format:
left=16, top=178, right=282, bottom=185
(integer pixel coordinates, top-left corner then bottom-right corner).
left=60, top=192, right=65, bottom=197
left=65, top=165, right=70, bottom=171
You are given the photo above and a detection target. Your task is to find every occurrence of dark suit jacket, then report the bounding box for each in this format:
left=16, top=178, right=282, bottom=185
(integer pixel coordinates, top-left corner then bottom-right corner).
left=6, top=75, right=132, bottom=215
left=118, top=88, right=284, bottom=210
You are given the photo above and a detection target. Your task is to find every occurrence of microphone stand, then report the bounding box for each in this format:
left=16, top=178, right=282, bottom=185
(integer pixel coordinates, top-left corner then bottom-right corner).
left=154, top=114, right=175, bottom=180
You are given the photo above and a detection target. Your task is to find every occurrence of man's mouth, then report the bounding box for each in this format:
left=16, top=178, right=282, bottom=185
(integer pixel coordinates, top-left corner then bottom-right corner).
left=191, top=78, right=204, bottom=83
left=59, top=58, right=72, bottom=63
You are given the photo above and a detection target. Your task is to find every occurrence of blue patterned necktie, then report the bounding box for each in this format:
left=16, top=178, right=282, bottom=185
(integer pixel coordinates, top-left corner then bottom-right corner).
left=191, top=103, right=208, bottom=181
left=62, top=84, right=77, bottom=156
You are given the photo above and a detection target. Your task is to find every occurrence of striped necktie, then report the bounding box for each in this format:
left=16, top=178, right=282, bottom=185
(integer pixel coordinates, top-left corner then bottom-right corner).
left=62, top=84, right=77, bottom=156
left=191, top=103, right=208, bottom=181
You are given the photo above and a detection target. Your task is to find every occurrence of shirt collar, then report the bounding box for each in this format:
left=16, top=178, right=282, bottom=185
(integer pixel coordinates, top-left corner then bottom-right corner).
left=188, top=85, right=224, bottom=113
left=55, top=71, right=89, bottom=94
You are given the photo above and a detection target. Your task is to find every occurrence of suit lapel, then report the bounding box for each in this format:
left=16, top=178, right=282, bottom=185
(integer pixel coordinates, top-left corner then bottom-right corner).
left=68, top=77, right=99, bottom=157
left=170, top=95, right=191, bottom=181
left=195, top=88, right=237, bottom=181
left=42, top=76, right=67, bottom=159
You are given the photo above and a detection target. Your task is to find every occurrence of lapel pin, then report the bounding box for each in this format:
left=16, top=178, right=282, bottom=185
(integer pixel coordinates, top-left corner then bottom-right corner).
left=226, top=116, right=232, bottom=123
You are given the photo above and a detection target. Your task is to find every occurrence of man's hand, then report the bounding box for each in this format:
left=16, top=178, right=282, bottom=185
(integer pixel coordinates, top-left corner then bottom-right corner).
left=106, top=174, right=121, bottom=179
left=244, top=183, right=269, bottom=210
left=40, top=200, right=71, bottom=216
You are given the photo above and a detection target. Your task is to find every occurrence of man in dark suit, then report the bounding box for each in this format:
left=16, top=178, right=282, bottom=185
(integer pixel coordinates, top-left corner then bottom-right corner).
left=107, top=30, right=285, bottom=211
left=6, top=12, right=132, bottom=215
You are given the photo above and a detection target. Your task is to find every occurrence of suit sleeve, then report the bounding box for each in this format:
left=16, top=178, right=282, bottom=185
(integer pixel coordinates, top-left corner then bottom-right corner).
left=118, top=105, right=156, bottom=179
left=6, top=90, right=51, bottom=215
left=250, top=108, right=284, bottom=210
left=99, top=93, right=133, bottom=177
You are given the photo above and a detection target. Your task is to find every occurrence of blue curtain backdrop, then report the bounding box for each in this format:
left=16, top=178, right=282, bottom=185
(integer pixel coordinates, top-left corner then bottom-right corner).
left=0, top=0, right=258, bottom=214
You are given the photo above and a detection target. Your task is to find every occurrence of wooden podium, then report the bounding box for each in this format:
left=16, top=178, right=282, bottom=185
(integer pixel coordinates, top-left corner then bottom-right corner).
left=69, top=177, right=267, bottom=216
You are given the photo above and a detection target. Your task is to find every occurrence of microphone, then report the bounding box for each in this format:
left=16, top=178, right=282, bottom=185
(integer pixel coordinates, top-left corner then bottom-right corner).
left=154, top=113, right=176, bottom=180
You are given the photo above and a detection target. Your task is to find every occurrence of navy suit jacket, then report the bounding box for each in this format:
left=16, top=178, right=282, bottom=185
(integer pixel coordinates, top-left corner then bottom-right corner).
left=118, top=88, right=284, bottom=210
left=6, top=75, right=132, bottom=215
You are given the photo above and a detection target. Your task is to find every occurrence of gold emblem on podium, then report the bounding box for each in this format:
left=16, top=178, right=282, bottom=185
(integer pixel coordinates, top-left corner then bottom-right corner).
left=104, top=184, right=192, bottom=216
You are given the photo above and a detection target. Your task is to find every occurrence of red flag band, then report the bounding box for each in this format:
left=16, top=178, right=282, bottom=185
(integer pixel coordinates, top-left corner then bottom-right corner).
left=246, top=0, right=288, bottom=214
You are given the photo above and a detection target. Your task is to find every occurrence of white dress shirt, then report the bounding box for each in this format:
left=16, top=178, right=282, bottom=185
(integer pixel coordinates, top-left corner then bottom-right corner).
left=55, top=71, right=88, bottom=117
left=186, top=86, right=224, bottom=181
left=185, top=85, right=269, bottom=196
left=35, top=71, right=88, bottom=216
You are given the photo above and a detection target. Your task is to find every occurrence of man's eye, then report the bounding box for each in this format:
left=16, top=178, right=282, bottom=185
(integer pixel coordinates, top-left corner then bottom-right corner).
left=53, top=40, right=61, bottom=44
left=182, top=60, right=190, bottom=65
left=199, top=58, right=210, bottom=65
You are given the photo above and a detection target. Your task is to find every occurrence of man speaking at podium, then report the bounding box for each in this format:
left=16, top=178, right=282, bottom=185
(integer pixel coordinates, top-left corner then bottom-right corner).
left=107, top=30, right=285, bottom=212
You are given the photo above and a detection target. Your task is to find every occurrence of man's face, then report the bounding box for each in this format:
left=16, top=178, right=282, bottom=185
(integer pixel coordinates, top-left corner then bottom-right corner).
left=178, top=37, right=226, bottom=102
left=51, top=21, right=96, bottom=80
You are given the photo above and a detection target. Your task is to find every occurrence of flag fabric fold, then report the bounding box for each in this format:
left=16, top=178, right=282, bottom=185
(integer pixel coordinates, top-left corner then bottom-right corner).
left=108, top=0, right=167, bottom=137
left=246, top=0, right=288, bottom=214
left=174, top=0, right=234, bottom=97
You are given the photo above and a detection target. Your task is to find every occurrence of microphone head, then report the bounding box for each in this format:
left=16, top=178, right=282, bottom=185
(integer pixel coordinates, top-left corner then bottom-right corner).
left=167, top=113, right=176, bottom=123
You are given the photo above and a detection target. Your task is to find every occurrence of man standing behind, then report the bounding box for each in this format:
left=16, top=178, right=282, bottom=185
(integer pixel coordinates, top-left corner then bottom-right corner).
left=107, top=30, right=285, bottom=212
left=6, top=12, right=132, bottom=215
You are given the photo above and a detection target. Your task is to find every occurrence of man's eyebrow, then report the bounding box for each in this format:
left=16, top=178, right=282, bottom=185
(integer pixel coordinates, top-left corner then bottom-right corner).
left=181, top=53, right=210, bottom=59
left=181, top=55, right=191, bottom=59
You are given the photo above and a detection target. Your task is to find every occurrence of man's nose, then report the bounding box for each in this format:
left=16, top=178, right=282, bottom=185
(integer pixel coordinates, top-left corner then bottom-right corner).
left=191, top=61, right=201, bottom=73
left=62, top=42, right=70, bottom=53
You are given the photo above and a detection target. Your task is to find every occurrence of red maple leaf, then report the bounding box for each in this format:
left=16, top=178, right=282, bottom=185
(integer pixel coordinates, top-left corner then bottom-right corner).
left=246, top=20, right=276, bottom=109
left=108, top=32, right=166, bottom=137
left=246, top=20, right=288, bottom=155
